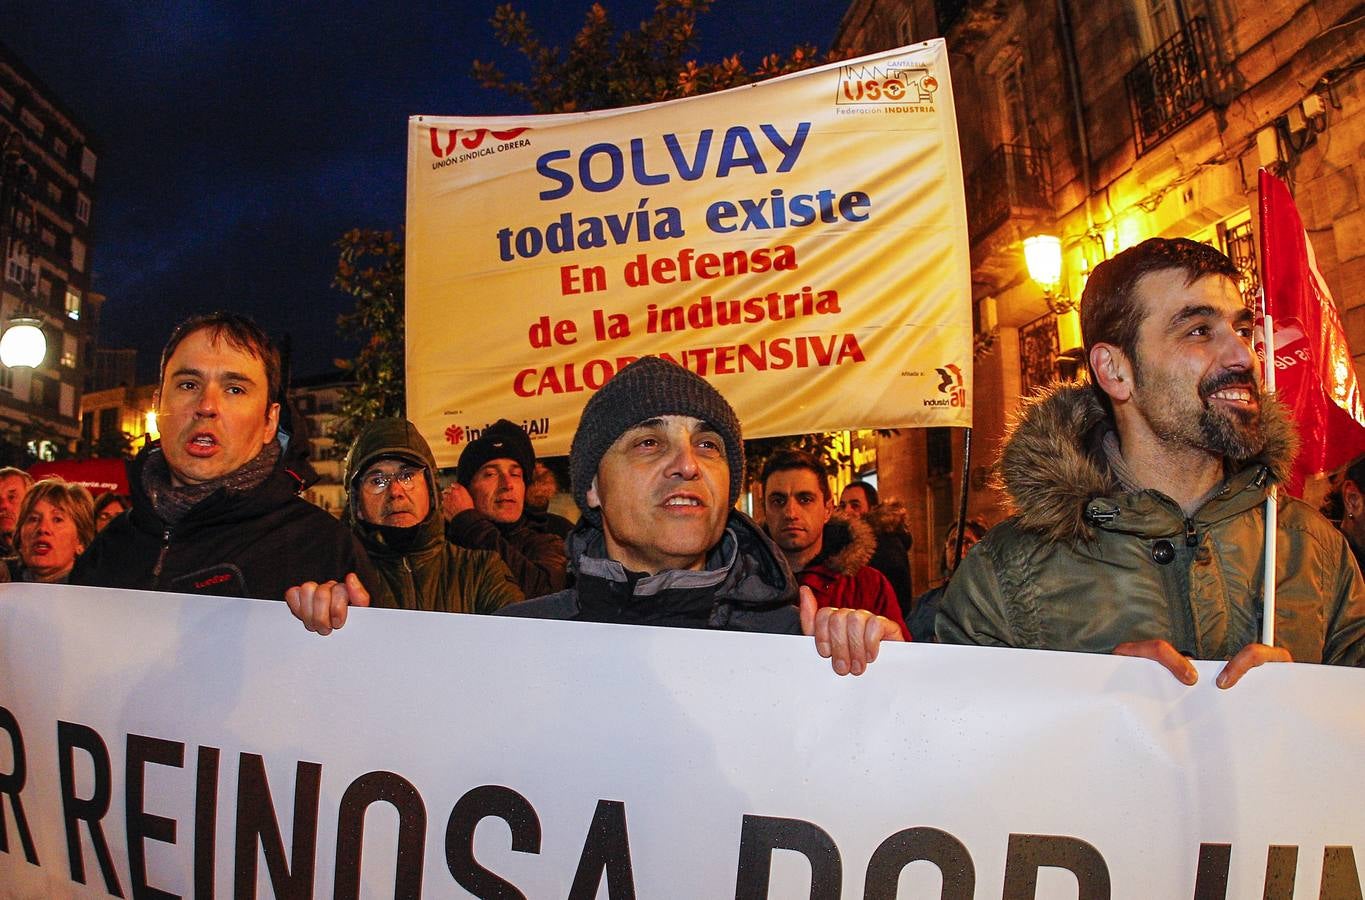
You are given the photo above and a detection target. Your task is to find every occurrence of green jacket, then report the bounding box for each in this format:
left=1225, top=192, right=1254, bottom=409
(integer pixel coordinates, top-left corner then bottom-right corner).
left=345, top=418, right=523, bottom=614
left=938, top=385, right=1365, bottom=665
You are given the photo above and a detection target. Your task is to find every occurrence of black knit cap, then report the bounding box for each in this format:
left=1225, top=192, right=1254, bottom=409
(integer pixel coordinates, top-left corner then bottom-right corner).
left=570, top=356, right=744, bottom=525
left=456, top=419, right=536, bottom=486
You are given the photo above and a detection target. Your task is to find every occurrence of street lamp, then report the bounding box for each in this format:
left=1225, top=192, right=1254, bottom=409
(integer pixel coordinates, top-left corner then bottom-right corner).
left=1023, top=234, right=1064, bottom=295
left=1, top=130, right=47, bottom=369
left=0, top=316, right=45, bottom=368
left=1023, top=233, right=1086, bottom=379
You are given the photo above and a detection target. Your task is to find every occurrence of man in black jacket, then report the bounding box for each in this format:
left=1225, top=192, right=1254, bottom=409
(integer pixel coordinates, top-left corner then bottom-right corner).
left=441, top=419, right=568, bottom=597
left=72, top=313, right=376, bottom=599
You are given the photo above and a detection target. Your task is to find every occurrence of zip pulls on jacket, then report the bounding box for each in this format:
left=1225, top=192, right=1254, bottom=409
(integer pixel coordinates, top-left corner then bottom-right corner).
left=152, top=528, right=172, bottom=582
left=400, top=554, right=417, bottom=606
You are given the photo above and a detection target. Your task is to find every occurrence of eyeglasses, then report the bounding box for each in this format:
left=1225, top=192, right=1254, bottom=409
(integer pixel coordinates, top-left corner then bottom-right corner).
left=361, top=466, right=425, bottom=495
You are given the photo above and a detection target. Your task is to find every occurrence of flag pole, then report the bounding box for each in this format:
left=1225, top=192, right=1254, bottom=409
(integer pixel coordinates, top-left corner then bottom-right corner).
left=1261, top=299, right=1278, bottom=647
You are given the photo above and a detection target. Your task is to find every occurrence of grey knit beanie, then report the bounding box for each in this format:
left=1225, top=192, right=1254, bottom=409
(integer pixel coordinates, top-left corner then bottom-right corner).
left=570, top=356, right=744, bottom=525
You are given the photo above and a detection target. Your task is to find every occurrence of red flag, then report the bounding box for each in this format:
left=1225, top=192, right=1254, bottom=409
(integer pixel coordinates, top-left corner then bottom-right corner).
left=1259, top=168, right=1365, bottom=495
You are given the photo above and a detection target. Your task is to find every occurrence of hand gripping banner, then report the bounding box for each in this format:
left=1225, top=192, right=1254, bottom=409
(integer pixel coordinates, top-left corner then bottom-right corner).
left=405, top=42, right=972, bottom=464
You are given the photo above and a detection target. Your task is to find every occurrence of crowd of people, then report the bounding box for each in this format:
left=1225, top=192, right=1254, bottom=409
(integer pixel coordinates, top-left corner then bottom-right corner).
left=4, top=237, right=1362, bottom=683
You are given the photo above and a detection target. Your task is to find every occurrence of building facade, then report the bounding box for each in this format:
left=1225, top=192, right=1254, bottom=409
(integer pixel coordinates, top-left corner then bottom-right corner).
left=288, top=373, right=353, bottom=516
left=835, top=0, right=1365, bottom=589
left=80, top=382, right=158, bottom=458
left=0, top=41, right=96, bottom=460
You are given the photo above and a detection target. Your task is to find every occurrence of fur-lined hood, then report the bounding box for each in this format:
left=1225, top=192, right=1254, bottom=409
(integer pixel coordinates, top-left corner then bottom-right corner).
left=811, top=511, right=878, bottom=576
left=1000, top=382, right=1297, bottom=546
left=864, top=500, right=912, bottom=540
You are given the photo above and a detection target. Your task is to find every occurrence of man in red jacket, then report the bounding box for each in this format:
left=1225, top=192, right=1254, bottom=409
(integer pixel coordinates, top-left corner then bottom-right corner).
left=762, top=450, right=908, bottom=640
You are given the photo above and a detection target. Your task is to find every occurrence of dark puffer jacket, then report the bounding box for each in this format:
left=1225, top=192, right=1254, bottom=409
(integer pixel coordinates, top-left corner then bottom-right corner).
left=72, top=443, right=377, bottom=601
left=797, top=513, right=909, bottom=640
left=499, top=510, right=801, bottom=633
left=346, top=419, right=522, bottom=614
left=445, top=510, right=568, bottom=599
left=938, top=384, right=1365, bottom=665
left=863, top=501, right=914, bottom=618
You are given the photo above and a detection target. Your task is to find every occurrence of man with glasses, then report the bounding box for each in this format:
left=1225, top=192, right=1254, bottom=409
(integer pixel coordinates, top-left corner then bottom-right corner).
left=286, top=418, right=522, bottom=632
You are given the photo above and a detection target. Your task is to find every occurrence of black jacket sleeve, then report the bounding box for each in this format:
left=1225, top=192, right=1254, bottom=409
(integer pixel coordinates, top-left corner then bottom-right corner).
left=445, top=510, right=568, bottom=598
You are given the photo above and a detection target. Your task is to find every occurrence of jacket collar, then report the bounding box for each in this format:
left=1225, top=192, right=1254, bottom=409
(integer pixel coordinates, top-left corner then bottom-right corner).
left=128, top=440, right=305, bottom=533
left=810, top=512, right=876, bottom=576
left=1000, top=382, right=1297, bottom=545
left=566, top=509, right=795, bottom=609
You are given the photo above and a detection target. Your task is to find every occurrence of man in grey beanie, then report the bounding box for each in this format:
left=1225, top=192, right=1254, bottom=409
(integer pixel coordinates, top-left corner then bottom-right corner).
left=500, top=356, right=903, bottom=676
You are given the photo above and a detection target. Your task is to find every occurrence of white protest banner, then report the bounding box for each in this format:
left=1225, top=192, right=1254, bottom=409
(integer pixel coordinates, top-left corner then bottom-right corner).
left=1, top=583, right=1362, bottom=899
left=406, top=42, right=971, bottom=464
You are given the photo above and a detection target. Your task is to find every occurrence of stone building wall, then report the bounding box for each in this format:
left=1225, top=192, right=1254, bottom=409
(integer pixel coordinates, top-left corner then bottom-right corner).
left=836, top=0, right=1364, bottom=589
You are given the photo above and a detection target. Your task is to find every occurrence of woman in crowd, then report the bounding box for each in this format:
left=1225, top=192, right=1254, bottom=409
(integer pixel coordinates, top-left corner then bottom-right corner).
left=2, top=479, right=95, bottom=584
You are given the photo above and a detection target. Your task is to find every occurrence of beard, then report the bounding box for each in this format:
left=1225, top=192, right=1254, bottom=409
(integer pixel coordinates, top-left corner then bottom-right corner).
left=1134, top=363, right=1266, bottom=460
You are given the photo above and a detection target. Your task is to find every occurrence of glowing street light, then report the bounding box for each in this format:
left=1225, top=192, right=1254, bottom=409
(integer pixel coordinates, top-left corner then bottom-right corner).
left=1023, top=234, right=1064, bottom=293
left=0, top=317, right=46, bottom=368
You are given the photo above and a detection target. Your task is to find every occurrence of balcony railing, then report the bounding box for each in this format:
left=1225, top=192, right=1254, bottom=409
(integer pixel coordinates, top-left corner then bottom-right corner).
left=1126, top=17, right=1215, bottom=156
left=1220, top=218, right=1260, bottom=304
left=1019, top=312, right=1061, bottom=396
left=965, top=143, right=1051, bottom=243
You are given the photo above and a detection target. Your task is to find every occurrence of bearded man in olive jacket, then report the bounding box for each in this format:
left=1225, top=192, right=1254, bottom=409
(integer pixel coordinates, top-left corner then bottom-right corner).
left=938, top=238, right=1365, bottom=686
left=287, top=418, right=522, bottom=633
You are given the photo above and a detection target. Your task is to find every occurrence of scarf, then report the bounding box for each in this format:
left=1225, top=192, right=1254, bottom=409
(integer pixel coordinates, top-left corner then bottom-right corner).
left=143, top=441, right=282, bottom=526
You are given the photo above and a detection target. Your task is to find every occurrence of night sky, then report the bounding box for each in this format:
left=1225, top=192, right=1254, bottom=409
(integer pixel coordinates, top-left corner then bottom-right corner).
left=1, top=0, right=854, bottom=382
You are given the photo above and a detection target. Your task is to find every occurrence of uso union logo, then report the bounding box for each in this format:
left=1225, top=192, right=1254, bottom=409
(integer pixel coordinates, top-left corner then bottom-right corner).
left=835, top=63, right=939, bottom=107
left=428, top=127, right=532, bottom=169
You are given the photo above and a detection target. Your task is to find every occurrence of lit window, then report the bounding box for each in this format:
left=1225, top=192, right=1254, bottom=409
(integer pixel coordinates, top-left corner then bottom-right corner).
left=70, top=238, right=85, bottom=272
left=75, top=194, right=90, bottom=224
left=80, top=148, right=97, bottom=180
left=65, top=286, right=81, bottom=320
left=61, top=334, right=77, bottom=368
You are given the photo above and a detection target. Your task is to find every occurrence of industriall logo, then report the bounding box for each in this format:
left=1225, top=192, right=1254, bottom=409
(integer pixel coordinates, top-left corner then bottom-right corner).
left=445, top=418, right=551, bottom=446
left=833, top=62, right=938, bottom=115
left=428, top=126, right=532, bottom=170
left=922, top=363, right=966, bottom=408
